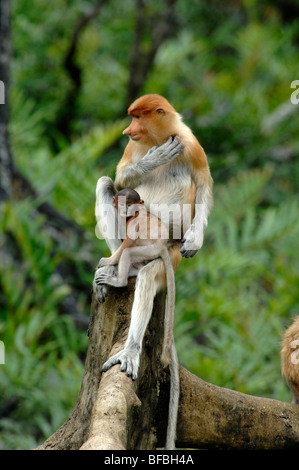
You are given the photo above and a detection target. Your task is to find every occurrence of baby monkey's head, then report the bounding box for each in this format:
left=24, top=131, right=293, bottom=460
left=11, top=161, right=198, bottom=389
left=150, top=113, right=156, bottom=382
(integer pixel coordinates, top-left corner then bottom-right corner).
left=113, top=188, right=144, bottom=218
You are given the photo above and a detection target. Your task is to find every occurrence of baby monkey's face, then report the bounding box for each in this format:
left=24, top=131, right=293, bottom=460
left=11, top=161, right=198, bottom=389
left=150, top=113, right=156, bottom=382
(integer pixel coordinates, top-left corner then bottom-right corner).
left=115, top=196, right=142, bottom=218
left=124, top=202, right=141, bottom=218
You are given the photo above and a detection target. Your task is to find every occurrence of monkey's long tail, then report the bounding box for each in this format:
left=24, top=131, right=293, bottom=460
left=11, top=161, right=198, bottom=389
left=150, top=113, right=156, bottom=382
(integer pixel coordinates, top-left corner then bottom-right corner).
left=165, top=343, right=180, bottom=450
left=160, top=246, right=176, bottom=368
left=160, top=246, right=179, bottom=450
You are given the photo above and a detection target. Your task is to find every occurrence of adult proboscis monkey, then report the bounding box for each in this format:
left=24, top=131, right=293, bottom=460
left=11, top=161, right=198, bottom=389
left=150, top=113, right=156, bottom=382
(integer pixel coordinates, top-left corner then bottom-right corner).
left=93, top=94, right=213, bottom=449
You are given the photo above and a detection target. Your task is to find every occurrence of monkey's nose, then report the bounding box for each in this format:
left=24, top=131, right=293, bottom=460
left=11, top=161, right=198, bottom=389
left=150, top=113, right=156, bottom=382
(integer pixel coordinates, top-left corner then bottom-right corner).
left=122, top=127, right=131, bottom=135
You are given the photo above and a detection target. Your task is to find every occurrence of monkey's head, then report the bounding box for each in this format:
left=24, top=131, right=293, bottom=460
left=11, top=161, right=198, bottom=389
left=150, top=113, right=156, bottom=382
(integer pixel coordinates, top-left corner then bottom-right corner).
left=113, top=188, right=144, bottom=219
left=122, top=94, right=179, bottom=146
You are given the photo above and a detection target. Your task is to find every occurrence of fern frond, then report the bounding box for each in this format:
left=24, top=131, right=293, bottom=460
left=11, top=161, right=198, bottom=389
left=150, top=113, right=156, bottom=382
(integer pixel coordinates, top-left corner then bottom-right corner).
left=24, top=120, right=126, bottom=228
left=212, top=168, right=272, bottom=221
left=247, top=200, right=299, bottom=250
left=209, top=167, right=299, bottom=253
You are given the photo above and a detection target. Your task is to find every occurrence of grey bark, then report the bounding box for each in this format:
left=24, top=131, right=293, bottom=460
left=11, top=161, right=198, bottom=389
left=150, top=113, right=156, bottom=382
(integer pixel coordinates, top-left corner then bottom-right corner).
left=36, top=280, right=299, bottom=450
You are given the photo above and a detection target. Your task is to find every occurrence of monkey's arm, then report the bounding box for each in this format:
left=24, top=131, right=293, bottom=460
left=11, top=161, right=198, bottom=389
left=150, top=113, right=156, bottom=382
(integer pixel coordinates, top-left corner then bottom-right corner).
left=180, top=170, right=213, bottom=258
left=115, top=136, right=183, bottom=189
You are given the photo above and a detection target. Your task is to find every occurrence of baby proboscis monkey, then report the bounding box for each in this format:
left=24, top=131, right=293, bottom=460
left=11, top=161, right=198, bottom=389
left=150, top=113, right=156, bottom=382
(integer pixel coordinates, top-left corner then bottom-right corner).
left=96, top=188, right=175, bottom=368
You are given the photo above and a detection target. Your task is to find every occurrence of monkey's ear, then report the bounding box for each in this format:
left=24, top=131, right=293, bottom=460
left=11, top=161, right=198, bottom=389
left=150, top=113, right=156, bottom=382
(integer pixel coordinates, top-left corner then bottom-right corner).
left=156, top=107, right=165, bottom=116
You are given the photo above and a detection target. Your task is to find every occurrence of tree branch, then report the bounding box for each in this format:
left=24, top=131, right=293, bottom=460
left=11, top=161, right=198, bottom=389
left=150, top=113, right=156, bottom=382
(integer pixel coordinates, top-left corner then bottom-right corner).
left=126, top=0, right=178, bottom=107
left=64, top=0, right=109, bottom=88
left=36, top=280, right=170, bottom=450
left=36, top=279, right=299, bottom=450
left=0, top=0, right=84, bottom=236
left=55, top=0, right=109, bottom=143
left=176, top=367, right=299, bottom=450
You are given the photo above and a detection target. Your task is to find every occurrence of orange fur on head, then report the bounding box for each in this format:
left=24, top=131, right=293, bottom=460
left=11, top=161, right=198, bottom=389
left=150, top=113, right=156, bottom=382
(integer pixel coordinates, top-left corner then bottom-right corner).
left=128, top=94, right=209, bottom=172
left=123, top=94, right=180, bottom=147
left=128, top=94, right=176, bottom=117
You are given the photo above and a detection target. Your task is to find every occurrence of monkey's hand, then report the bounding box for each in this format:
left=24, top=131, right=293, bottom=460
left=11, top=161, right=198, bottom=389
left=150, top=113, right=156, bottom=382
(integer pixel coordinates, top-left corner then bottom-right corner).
left=180, top=225, right=204, bottom=258
left=102, top=348, right=140, bottom=381
left=93, top=265, right=117, bottom=303
left=115, top=137, right=184, bottom=188
left=142, top=136, right=184, bottom=166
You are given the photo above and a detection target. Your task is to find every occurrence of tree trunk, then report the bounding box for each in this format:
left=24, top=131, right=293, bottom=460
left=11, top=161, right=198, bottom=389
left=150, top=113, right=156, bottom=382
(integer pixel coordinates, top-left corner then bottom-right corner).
left=36, top=279, right=171, bottom=450
left=36, top=279, right=299, bottom=450
left=0, top=0, right=14, bottom=201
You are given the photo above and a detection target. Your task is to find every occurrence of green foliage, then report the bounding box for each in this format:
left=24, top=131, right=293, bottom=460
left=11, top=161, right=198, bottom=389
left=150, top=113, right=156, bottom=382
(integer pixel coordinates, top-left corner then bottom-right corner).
left=10, top=88, right=127, bottom=229
left=1, top=0, right=299, bottom=450
left=174, top=170, right=299, bottom=400
left=0, top=201, right=88, bottom=449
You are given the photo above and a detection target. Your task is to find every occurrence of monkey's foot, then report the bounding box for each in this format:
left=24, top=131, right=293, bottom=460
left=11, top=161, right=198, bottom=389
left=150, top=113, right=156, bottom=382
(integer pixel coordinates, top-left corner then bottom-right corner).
left=102, top=348, right=140, bottom=381
left=97, top=257, right=111, bottom=268
left=93, top=265, right=117, bottom=303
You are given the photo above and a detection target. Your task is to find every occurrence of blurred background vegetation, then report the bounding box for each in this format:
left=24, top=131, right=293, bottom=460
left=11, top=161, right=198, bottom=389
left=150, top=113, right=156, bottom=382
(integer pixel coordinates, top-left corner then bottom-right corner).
left=0, top=0, right=298, bottom=449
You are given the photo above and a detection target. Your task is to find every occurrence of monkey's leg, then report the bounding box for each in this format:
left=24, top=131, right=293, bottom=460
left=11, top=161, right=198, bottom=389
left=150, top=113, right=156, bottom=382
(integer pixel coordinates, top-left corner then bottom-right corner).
left=97, top=244, right=162, bottom=287
left=97, top=245, right=125, bottom=269
left=93, top=176, right=122, bottom=303
left=102, top=258, right=165, bottom=380
left=102, top=244, right=181, bottom=379
left=96, top=248, right=132, bottom=288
